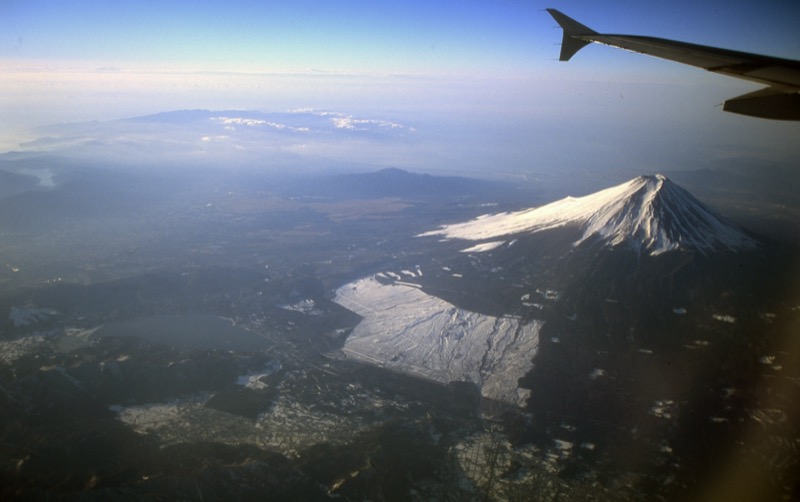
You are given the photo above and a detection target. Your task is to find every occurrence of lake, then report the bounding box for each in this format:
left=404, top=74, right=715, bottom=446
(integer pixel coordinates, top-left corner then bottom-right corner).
left=92, top=314, right=270, bottom=352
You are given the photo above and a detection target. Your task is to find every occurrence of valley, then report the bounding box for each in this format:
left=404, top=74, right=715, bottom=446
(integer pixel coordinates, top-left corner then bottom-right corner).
left=0, top=164, right=798, bottom=501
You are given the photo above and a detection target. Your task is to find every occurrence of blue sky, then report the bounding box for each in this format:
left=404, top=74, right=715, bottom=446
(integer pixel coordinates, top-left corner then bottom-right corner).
left=1, top=0, right=799, bottom=179
left=1, top=0, right=544, bottom=74
left=4, top=0, right=798, bottom=72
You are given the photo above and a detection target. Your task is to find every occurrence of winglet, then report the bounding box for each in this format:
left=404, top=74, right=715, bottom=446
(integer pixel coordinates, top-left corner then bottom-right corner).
left=546, top=9, right=597, bottom=61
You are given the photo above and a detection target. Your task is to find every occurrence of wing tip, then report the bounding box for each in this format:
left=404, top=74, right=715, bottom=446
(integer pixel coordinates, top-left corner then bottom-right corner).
left=546, top=9, right=597, bottom=36
left=546, top=9, right=596, bottom=61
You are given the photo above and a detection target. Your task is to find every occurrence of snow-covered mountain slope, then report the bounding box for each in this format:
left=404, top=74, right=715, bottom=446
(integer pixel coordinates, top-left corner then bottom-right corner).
left=419, top=174, right=758, bottom=256
left=334, top=276, right=541, bottom=406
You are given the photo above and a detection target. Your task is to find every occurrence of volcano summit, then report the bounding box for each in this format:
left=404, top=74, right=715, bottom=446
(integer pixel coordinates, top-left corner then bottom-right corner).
left=420, top=174, right=758, bottom=256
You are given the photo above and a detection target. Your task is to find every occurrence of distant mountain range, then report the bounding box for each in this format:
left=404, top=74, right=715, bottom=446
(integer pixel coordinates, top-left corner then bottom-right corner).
left=282, top=167, right=532, bottom=202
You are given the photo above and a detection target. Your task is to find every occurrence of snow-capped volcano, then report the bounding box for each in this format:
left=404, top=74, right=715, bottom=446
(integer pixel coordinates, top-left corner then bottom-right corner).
left=420, top=174, right=757, bottom=256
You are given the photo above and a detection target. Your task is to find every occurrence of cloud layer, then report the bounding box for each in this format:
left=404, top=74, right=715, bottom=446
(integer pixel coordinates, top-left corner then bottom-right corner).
left=10, top=109, right=420, bottom=174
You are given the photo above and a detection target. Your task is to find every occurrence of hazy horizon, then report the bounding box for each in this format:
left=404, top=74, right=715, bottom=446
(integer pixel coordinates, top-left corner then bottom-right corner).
left=3, top=1, right=800, bottom=181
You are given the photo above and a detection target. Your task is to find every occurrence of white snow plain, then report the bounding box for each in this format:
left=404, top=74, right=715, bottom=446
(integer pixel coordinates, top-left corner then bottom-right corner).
left=334, top=276, right=541, bottom=406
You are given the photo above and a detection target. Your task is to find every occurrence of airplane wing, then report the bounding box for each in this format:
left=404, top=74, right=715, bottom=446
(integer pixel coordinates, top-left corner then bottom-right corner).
left=546, top=8, right=800, bottom=120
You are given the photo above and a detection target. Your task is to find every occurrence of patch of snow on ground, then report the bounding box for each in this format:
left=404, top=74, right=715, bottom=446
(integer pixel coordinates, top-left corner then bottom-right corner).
left=334, top=276, right=541, bottom=406
left=650, top=399, right=675, bottom=419
left=278, top=299, right=322, bottom=315
left=538, top=289, right=560, bottom=301
left=588, top=368, right=606, bottom=380
left=237, top=361, right=282, bottom=389
left=459, top=241, right=505, bottom=253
